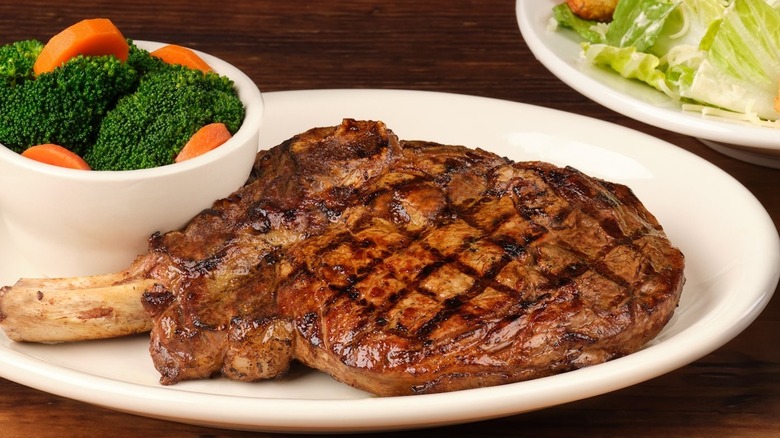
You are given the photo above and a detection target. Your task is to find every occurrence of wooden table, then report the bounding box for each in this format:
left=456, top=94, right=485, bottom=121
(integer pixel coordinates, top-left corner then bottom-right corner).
left=1, top=1, right=778, bottom=436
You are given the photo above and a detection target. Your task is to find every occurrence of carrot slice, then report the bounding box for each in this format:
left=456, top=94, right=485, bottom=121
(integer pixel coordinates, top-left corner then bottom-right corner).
left=21, top=144, right=92, bottom=170
left=175, top=123, right=232, bottom=163
left=33, top=18, right=129, bottom=75
left=150, top=44, right=212, bottom=73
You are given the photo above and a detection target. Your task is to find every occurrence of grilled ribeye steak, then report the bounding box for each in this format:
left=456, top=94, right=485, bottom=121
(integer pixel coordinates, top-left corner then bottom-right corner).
left=138, top=119, right=685, bottom=396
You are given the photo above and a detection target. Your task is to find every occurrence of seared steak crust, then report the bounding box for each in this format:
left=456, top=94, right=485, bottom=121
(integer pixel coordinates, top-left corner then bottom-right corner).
left=140, top=119, right=685, bottom=396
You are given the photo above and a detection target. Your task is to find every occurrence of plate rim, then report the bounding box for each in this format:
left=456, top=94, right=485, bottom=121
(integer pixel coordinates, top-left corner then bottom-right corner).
left=1, top=88, right=778, bottom=433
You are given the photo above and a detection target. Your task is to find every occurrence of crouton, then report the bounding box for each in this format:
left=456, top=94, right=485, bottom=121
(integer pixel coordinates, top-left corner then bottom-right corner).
left=565, top=0, right=618, bottom=22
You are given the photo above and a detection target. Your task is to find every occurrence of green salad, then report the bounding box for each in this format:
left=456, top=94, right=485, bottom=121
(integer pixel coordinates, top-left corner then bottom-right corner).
left=552, top=0, right=780, bottom=124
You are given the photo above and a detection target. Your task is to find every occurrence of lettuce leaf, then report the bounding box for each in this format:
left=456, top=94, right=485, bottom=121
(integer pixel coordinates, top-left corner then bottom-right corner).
left=605, top=0, right=681, bottom=51
left=583, top=44, right=673, bottom=94
left=552, top=3, right=607, bottom=43
left=682, top=0, right=780, bottom=119
left=653, top=1, right=730, bottom=58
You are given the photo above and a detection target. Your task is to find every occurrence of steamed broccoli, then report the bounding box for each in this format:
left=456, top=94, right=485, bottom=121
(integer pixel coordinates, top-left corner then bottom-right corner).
left=0, top=39, right=43, bottom=86
left=125, top=39, right=168, bottom=77
left=0, top=37, right=245, bottom=170
left=85, top=61, right=245, bottom=171
left=0, top=46, right=139, bottom=156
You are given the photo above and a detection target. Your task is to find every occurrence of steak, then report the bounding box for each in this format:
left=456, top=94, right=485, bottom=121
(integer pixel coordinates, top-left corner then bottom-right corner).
left=135, top=119, right=685, bottom=396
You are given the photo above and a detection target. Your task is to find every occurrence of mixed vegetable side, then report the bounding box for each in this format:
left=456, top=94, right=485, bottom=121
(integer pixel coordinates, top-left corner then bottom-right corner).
left=553, top=0, right=780, bottom=124
left=0, top=18, right=245, bottom=170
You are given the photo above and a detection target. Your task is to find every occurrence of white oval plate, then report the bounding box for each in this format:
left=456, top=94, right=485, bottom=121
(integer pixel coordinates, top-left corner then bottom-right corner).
left=517, top=0, right=780, bottom=168
left=1, top=89, right=778, bottom=433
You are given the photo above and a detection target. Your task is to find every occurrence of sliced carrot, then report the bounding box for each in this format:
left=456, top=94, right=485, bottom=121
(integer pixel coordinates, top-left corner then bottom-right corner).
left=175, top=123, right=232, bottom=163
left=150, top=44, right=212, bottom=73
left=21, top=144, right=92, bottom=170
left=33, top=18, right=129, bottom=75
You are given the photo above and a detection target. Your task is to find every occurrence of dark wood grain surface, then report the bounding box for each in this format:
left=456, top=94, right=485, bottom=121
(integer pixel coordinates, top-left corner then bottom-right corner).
left=1, top=1, right=778, bottom=436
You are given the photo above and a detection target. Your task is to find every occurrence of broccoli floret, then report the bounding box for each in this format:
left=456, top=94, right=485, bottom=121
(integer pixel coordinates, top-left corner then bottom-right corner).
left=0, top=39, right=43, bottom=86
left=86, top=63, right=245, bottom=171
left=125, top=39, right=168, bottom=76
left=0, top=52, right=139, bottom=155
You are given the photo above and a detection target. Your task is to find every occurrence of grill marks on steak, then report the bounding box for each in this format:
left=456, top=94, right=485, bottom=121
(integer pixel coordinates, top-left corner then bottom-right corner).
left=140, top=119, right=685, bottom=395
left=142, top=119, right=403, bottom=384
left=277, top=147, right=684, bottom=395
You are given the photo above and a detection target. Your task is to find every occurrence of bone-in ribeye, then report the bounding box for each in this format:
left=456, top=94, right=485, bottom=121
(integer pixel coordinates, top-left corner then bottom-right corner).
left=1, top=119, right=685, bottom=396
